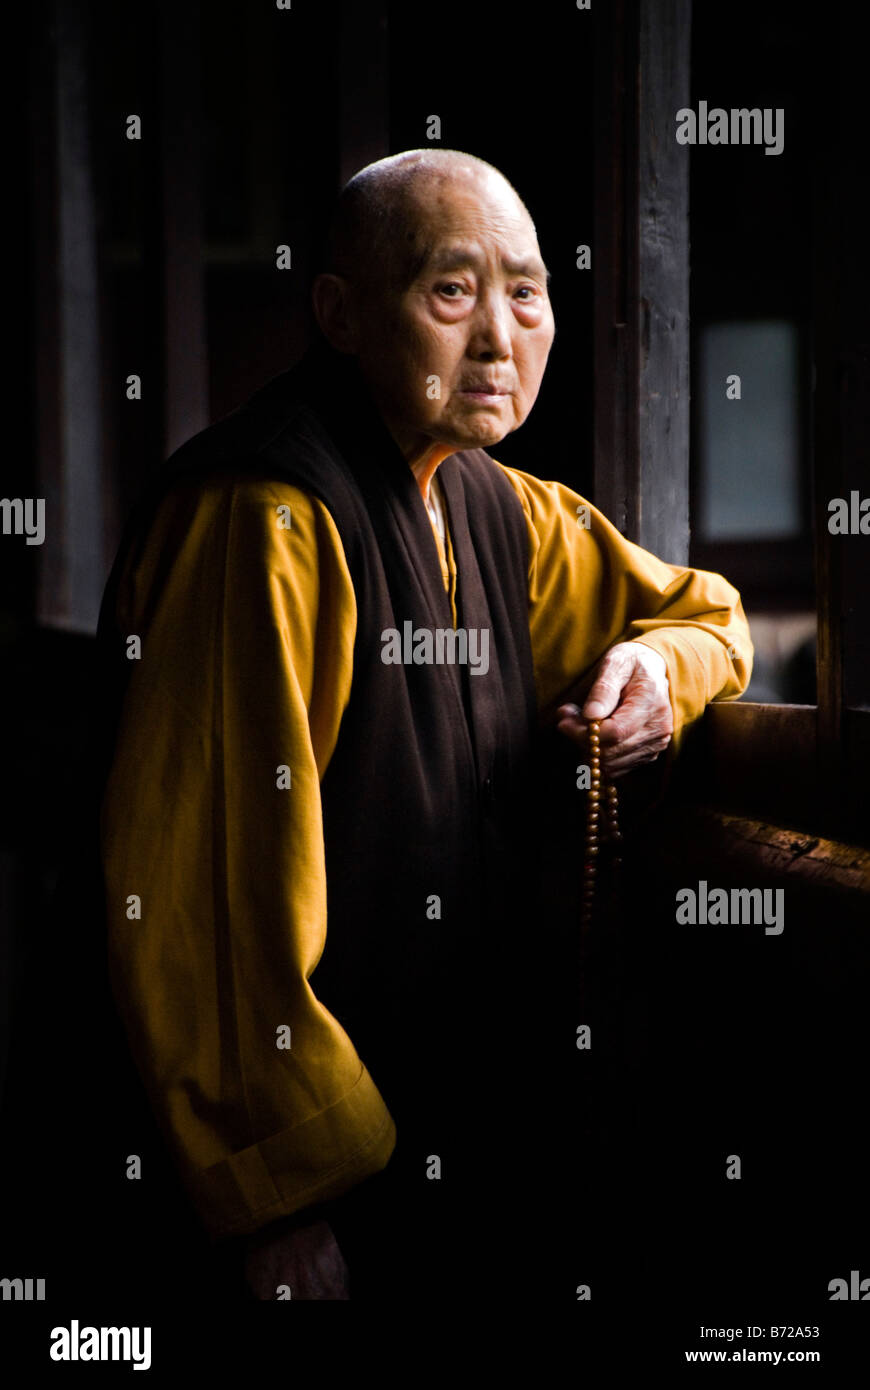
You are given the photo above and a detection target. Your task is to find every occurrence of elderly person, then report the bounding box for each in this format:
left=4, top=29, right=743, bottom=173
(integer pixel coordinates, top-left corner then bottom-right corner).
left=98, top=148, right=751, bottom=1301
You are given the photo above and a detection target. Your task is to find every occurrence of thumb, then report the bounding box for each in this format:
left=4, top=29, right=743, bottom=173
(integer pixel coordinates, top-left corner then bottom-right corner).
left=582, top=646, right=634, bottom=720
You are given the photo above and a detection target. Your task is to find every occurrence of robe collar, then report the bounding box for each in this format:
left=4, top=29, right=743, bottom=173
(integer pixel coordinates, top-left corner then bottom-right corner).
left=293, top=338, right=464, bottom=627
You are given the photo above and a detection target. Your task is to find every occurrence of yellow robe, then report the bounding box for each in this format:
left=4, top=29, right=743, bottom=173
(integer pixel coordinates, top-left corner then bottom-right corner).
left=100, top=458, right=752, bottom=1238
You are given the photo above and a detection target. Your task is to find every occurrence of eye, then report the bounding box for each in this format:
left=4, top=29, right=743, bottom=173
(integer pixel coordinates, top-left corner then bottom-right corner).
left=514, top=285, right=538, bottom=301
left=436, top=282, right=466, bottom=298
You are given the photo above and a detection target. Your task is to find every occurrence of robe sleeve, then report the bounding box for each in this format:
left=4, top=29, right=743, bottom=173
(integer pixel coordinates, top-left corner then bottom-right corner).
left=100, top=474, right=396, bottom=1240
left=497, top=463, right=754, bottom=749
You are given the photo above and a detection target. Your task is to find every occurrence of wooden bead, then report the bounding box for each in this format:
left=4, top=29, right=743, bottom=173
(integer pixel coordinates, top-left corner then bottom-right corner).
left=583, top=719, right=624, bottom=924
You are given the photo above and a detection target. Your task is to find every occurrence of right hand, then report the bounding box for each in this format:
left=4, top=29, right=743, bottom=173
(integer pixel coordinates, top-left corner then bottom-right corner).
left=242, top=1217, right=350, bottom=1300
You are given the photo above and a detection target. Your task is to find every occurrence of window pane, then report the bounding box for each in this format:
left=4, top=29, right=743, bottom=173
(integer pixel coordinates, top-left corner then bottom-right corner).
left=697, top=320, right=801, bottom=541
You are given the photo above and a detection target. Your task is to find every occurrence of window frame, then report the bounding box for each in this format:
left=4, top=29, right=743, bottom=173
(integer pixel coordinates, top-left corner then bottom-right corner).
left=591, top=0, right=868, bottom=847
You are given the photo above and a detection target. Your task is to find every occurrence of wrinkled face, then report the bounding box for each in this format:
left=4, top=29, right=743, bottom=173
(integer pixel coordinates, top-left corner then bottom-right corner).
left=351, top=170, right=555, bottom=460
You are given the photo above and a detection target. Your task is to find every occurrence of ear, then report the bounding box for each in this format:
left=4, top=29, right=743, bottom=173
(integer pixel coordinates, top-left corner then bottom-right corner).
left=311, top=273, right=360, bottom=354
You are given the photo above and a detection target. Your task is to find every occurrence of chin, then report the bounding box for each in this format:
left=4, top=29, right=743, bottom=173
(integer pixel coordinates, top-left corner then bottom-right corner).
left=446, top=414, right=510, bottom=448
left=458, top=428, right=506, bottom=452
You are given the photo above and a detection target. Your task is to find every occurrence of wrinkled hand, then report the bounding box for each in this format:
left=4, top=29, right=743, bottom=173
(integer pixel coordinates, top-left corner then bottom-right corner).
left=243, top=1217, right=350, bottom=1300
left=555, top=642, right=673, bottom=779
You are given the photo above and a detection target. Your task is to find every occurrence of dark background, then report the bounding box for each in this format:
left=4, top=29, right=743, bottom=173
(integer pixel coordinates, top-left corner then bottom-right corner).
left=2, top=0, right=867, bottom=1366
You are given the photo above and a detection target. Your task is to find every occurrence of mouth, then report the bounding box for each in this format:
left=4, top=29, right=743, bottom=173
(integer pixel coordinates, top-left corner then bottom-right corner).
left=459, top=386, right=510, bottom=402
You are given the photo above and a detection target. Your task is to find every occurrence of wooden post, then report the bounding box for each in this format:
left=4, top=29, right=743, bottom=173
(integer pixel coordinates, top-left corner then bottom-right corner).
left=812, top=2, right=870, bottom=838
left=144, top=0, right=209, bottom=461
left=32, top=2, right=107, bottom=633
left=594, top=0, right=691, bottom=565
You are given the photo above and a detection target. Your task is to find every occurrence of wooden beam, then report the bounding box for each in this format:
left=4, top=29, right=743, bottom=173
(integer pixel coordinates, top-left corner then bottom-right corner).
left=674, top=701, right=869, bottom=847
left=642, top=803, right=870, bottom=901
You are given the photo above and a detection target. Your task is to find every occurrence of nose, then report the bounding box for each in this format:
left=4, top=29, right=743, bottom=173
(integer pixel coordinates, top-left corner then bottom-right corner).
left=468, top=285, right=512, bottom=360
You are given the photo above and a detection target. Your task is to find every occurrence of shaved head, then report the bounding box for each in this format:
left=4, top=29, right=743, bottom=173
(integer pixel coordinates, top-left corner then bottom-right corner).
left=323, top=149, right=536, bottom=296
left=312, top=147, right=554, bottom=470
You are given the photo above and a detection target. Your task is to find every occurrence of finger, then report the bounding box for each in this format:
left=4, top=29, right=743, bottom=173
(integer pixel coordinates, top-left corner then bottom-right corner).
left=601, top=713, right=671, bottom=755
left=555, top=706, right=652, bottom=755
left=555, top=698, right=638, bottom=737
left=601, top=734, right=672, bottom=778
left=557, top=704, right=658, bottom=747
left=597, top=709, right=672, bottom=755
left=554, top=704, right=595, bottom=746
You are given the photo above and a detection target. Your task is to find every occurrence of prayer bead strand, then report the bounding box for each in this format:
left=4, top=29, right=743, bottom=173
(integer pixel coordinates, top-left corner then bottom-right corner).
left=580, top=719, right=621, bottom=927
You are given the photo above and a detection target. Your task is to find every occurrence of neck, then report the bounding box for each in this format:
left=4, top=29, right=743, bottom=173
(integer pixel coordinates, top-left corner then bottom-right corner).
left=351, top=366, right=455, bottom=503
left=408, top=442, right=456, bottom=504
